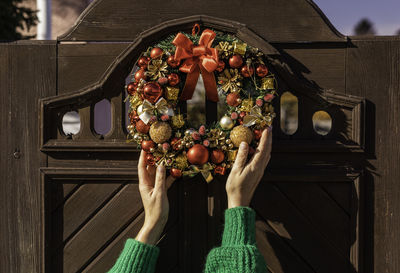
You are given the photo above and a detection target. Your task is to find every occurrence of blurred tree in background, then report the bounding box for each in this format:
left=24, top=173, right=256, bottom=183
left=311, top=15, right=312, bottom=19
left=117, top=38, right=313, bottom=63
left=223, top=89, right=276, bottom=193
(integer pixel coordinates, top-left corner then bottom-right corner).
left=354, top=18, right=376, bottom=35
left=0, top=0, right=38, bottom=41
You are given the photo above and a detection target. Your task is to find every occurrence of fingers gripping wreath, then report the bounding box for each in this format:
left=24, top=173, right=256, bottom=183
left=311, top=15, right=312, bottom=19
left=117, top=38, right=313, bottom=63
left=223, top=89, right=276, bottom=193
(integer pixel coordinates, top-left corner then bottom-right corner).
left=126, top=25, right=276, bottom=182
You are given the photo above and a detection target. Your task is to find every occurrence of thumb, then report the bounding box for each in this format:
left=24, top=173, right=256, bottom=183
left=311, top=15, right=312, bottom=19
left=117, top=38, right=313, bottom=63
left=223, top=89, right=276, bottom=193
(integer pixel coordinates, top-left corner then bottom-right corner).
left=231, top=142, right=249, bottom=173
left=154, top=164, right=166, bottom=192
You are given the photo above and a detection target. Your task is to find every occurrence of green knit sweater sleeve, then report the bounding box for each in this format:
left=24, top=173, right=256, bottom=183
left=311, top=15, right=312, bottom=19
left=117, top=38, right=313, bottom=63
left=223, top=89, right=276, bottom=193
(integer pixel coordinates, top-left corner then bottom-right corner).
left=204, top=207, right=270, bottom=273
left=107, top=238, right=159, bottom=273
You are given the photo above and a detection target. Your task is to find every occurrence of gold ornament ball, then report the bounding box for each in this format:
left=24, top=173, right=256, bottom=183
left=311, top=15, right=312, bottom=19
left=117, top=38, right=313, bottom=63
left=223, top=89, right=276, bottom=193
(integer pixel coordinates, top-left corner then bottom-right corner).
left=220, top=115, right=234, bottom=130
left=149, top=121, right=172, bottom=143
left=230, top=125, right=253, bottom=147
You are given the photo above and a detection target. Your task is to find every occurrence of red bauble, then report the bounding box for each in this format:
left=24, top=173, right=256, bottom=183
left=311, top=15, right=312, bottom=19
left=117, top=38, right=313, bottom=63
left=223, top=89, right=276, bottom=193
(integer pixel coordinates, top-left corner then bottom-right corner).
left=241, top=65, right=254, bottom=77
left=143, top=82, right=163, bottom=103
left=137, top=56, right=150, bottom=68
left=141, top=140, right=155, bottom=152
left=136, top=120, right=150, bottom=134
left=253, top=129, right=262, bottom=140
left=168, top=73, right=180, bottom=86
left=187, top=144, right=209, bottom=165
left=210, top=149, right=225, bottom=164
left=134, top=69, right=147, bottom=81
left=229, top=54, right=243, bottom=68
left=167, top=56, right=180, bottom=68
left=216, top=60, right=225, bottom=72
left=170, top=168, right=182, bottom=178
left=146, top=153, right=155, bottom=166
left=150, top=47, right=163, bottom=59
left=256, top=64, right=269, bottom=77
left=127, top=82, right=138, bottom=95
left=226, top=92, right=241, bottom=107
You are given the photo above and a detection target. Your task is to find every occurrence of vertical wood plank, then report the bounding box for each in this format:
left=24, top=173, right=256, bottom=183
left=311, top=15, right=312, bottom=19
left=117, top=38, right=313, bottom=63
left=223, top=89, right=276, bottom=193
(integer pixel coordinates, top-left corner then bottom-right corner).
left=346, top=38, right=400, bottom=273
left=0, top=42, right=57, bottom=273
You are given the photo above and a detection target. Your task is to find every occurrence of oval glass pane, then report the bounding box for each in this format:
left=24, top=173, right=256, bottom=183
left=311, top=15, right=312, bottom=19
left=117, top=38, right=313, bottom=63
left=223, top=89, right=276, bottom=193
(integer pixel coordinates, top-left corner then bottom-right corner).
left=280, top=91, right=298, bottom=135
left=312, top=110, right=332, bottom=136
left=62, top=111, right=80, bottom=135
left=94, top=99, right=111, bottom=135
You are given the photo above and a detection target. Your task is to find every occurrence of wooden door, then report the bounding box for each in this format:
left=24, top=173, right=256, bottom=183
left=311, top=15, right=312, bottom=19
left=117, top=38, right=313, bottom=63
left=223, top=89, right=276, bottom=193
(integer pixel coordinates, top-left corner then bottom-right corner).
left=1, top=1, right=400, bottom=273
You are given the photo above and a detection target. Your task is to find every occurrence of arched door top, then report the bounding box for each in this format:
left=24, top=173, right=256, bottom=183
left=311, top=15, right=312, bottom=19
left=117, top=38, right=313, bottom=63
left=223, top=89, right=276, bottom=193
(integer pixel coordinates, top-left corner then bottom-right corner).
left=59, top=0, right=346, bottom=43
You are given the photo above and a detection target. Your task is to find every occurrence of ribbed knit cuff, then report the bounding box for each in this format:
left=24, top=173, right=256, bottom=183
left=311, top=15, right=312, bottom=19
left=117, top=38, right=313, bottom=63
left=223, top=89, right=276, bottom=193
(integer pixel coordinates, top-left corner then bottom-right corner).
left=108, top=238, right=159, bottom=273
left=222, top=206, right=256, bottom=246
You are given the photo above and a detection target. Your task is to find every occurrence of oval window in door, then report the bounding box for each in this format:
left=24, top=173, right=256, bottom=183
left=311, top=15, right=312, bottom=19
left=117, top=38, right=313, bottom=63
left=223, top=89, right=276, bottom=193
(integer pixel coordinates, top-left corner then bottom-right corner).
left=280, top=91, right=298, bottom=135
left=62, top=111, right=81, bottom=136
left=312, top=110, right=332, bottom=136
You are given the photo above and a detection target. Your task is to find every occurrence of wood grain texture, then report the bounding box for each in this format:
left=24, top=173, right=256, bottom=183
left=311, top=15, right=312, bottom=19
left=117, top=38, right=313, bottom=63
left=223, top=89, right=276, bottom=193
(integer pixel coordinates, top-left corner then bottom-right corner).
left=252, top=181, right=354, bottom=273
left=58, top=43, right=130, bottom=94
left=0, top=42, right=57, bottom=273
left=278, top=46, right=346, bottom=94
left=59, top=0, right=344, bottom=42
left=346, top=37, right=400, bottom=273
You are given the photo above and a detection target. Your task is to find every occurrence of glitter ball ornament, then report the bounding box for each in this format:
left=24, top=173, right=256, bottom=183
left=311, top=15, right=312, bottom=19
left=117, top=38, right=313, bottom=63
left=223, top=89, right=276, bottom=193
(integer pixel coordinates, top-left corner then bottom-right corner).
left=230, top=125, right=253, bottom=147
left=187, top=144, right=209, bottom=165
left=210, top=149, right=225, bottom=164
left=150, top=47, right=163, bottom=59
left=229, top=54, right=243, bottom=68
left=226, top=92, right=241, bottom=107
left=167, top=55, right=180, bottom=68
left=199, top=125, right=206, bottom=136
left=141, top=140, right=155, bottom=152
left=256, top=98, right=263, bottom=107
left=191, top=131, right=201, bottom=141
left=168, top=73, right=180, bottom=86
left=162, top=142, right=170, bottom=151
left=138, top=56, right=150, bottom=68
left=241, top=65, right=254, bottom=77
left=231, top=112, right=239, bottom=120
left=170, top=168, right=182, bottom=178
left=136, top=120, right=150, bottom=134
left=149, top=121, right=172, bottom=143
left=220, top=115, right=235, bottom=130
left=134, top=69, right=147, bottom=81
left=256, top=64, right=269, bottom=77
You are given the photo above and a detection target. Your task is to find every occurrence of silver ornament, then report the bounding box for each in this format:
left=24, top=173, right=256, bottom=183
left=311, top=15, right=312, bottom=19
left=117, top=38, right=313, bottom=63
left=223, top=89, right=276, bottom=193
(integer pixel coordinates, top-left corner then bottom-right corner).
left=220, top=115, right=234, bottom=130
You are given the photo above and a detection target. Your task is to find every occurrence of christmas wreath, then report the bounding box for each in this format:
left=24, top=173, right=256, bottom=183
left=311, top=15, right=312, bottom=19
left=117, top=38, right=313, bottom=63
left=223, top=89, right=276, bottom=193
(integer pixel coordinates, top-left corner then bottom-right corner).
left=126, top=24, right=276, bottom=182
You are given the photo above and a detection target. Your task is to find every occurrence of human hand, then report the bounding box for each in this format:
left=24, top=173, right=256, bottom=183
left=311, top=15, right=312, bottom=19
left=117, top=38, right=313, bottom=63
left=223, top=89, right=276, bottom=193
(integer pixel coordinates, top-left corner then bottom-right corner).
left=226, top=127, right=272, bottom=208
left=135, top=150, right=175, bottom=245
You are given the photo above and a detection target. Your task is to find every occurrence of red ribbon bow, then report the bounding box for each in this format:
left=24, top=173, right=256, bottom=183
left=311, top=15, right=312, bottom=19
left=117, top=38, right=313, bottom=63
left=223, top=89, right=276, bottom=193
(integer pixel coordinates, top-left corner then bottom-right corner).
left=172, top=29, right=219, bottom=102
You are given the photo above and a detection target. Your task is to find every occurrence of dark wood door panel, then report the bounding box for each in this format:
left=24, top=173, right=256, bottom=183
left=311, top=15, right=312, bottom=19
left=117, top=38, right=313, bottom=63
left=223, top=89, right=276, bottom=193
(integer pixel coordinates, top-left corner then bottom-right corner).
left=252, top=178, right=361, bottom=273
left=42, top=171, right=181, bottom=273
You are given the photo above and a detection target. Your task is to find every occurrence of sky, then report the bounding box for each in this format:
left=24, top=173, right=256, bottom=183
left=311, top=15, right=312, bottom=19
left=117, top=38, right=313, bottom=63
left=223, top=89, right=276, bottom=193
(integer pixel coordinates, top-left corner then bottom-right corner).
left=313, top=0, right=400, bottom=35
